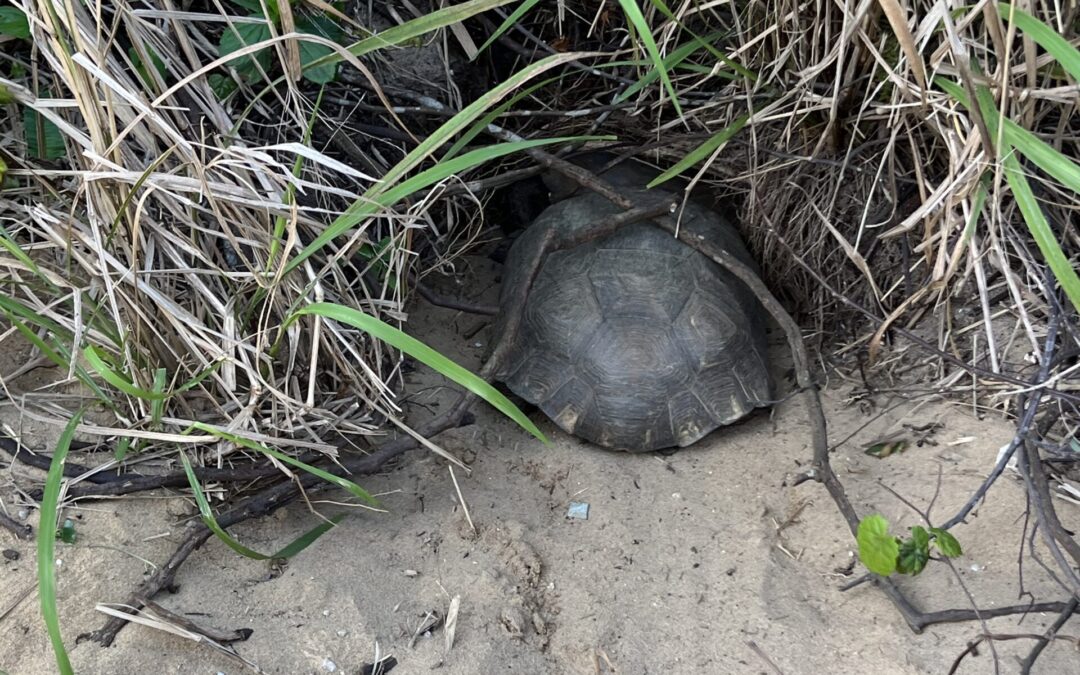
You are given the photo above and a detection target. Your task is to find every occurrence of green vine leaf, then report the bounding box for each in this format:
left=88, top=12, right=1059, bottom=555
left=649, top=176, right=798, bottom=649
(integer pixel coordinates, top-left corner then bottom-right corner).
left=930, top=527, right=963, bottom=558
left=857, top=514, right=899, bottom=576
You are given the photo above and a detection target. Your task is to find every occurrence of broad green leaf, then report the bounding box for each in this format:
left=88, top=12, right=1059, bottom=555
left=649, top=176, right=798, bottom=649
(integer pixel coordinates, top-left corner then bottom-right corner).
left=128, top=45, right=167, bottom=89
left=218, top=21, right=273, bottom=81
left=930, top=527, right=963, bottom=558
left=0, top=7, right=30, bottom=40
left=290, top=303, right=548, bottom=443
left=647, top=114, right=748, bottom=187
left=299, top=41, right=337, bottom=84
left=23, top=109, right=65, bottom=160
left=896, top=537, right=929, bottom=575
left=475, top=0, right=540, bottom=57
left=616, top=0, right=683, bottom=117
left=58, top=518, right=76, bottom=544
left=38, top=410, right=82, bottom=675
left=857, top=514, right=899, bottom=576
left=998, top=4, right=1080, bottom=82
left=865, top=440, right=908, bottom=458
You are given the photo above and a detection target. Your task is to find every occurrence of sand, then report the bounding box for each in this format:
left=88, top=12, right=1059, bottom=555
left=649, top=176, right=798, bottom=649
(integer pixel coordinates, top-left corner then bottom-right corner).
left=1, top=257, right=1077, bottom=674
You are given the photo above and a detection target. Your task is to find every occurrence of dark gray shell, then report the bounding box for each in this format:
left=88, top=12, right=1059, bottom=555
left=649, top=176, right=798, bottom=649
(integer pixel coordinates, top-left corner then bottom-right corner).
left=496, top=156, right=771, bottom=452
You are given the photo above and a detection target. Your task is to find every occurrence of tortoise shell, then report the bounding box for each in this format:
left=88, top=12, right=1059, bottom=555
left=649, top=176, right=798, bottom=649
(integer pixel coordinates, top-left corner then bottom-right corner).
left=495, top=156, right=771, bottom=452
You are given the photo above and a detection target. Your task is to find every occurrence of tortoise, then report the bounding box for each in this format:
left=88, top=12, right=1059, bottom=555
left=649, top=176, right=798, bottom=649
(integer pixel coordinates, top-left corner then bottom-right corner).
left=493, top=153, right=772, bottom=452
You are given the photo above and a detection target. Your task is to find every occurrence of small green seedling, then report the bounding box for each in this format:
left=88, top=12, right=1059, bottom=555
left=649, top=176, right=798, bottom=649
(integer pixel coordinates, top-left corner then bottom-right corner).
left=58, top=518, right=76, bottom=544
left=215, top=0, right=348, bottom=96
left=857, top=514, right=963, bottom=576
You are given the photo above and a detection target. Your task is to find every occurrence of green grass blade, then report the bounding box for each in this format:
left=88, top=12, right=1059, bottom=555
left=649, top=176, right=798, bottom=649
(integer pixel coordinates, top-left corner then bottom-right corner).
left=189, top=422, right=379, bottom=506
left=998, top=4, right=1080, bottom=82
left=285, top=136, right=594, bottom=274
left=616, top=0, right=683, bottom=117
left=150, top=368, right=167, bottom=427
left=290, top=303, right=548, bottom=443
left=38, top=410, right=82, bottom=675
left=616, top=31, right=737, bottom=104
left=1002, top=152, right=1080, bottom=313
left=644, top=0, right=756, bottom=80
left=935, top=75, right=1080, bottom=312
left=935, top=77, right=1080, bottom=196
left=271, top=514, right=347, bottom=559
left=83, top=345, right=167, bottom=401
left=1001, top=120, right=1080, bottom=194
left=1, top=311, right=114, bottom=407
left=181, top=447, right=347, bottom=559
left=475, top=0, right=540, bottom=58
left=0, top=224, right=58, bottom=291
left=179, top=450, right=271, bottom=560
left=300, top=0, right=517, bottom=73
left=441, top=76, right=560, bottom=161
left=647, top=113, right=749, bottom=187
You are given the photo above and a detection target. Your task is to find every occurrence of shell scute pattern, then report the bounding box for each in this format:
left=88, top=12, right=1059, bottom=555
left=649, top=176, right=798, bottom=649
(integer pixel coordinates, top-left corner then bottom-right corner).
left=498, top=156, right=772, bottom=452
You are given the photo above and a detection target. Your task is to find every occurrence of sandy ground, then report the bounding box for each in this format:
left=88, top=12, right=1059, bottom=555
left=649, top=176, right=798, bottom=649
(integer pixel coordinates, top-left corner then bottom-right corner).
left=1, top=255, right=1078, bottom=674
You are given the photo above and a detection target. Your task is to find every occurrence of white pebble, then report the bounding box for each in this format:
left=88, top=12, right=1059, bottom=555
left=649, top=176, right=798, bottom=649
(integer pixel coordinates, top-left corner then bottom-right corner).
left=322, top=610, right=330, bottom=617
left=321, top=658, right=337, bottom=672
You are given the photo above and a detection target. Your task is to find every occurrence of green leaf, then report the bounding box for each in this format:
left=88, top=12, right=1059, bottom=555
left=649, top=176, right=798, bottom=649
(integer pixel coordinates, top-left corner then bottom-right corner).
left=857, top=514, right=899, bottom=576
left=638, top=0, right=756, bottom=81
left=38, top=410, right=82, bottom=675
left=615, top=0, right=683, bottom=117
left=865, top=440, right=909, bottom=458
left=299, top=40, right=337, bottom=84
left=997, top=4, right=1080, bottom=82
left=128, top=44, right=168, bottom=89
left=290, top=302, right=548, bottom=443
left=23, top=109, right=65, bottom=160
left=114, top=437, right=132, bottom=462
left=475, top=0, right=540, bottom=57
left=647, top=114, right=748, bottom=187
left=896, top=530, right=930, bottom=575
left=0, top=7, right=30, bottom=40
left=218, top=21, right=273, bottom=81
left=930, top=527, right=963, bottom=558
left=441, top=76, right=560, bottom=161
